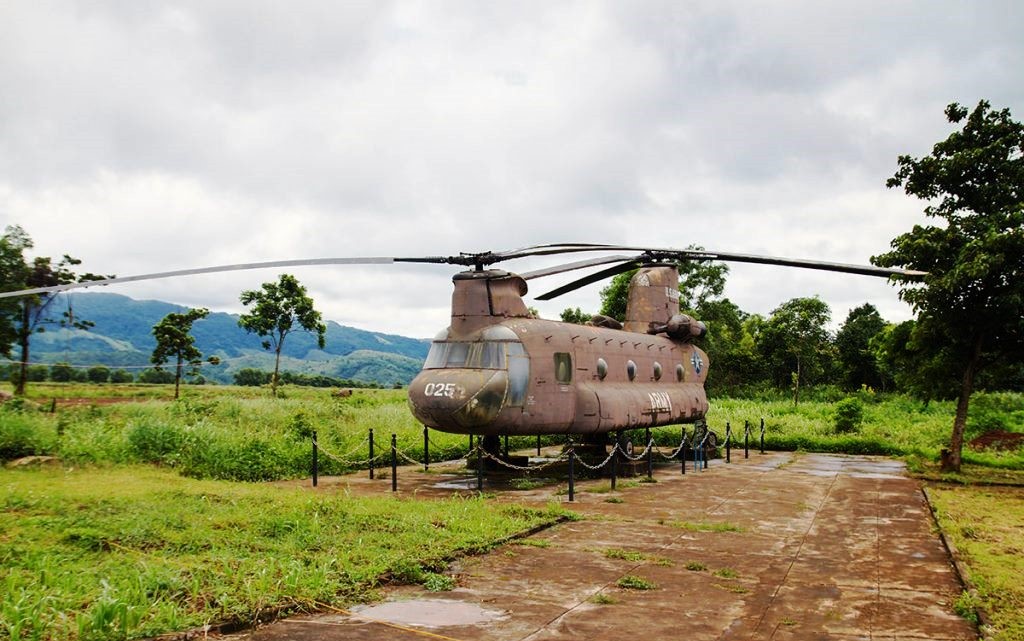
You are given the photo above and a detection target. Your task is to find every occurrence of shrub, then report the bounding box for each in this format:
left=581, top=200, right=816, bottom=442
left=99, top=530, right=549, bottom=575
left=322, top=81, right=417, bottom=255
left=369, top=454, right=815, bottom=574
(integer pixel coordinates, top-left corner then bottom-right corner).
left=127, top=419, right=186, bottom=464
left=833, top=397, right=864, bottom=434
left=87, top=366, right=111, bottom=383
left=50, top=362, right=74, bottom=382
left=0, top=412, right=57, bottom=460
left=109, top=369, right=134, bottom=383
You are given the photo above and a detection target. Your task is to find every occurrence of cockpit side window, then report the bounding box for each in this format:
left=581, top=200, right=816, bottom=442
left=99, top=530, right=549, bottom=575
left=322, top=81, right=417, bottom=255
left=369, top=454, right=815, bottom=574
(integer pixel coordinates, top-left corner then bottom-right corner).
left=423, top=341, right=515, bottom=370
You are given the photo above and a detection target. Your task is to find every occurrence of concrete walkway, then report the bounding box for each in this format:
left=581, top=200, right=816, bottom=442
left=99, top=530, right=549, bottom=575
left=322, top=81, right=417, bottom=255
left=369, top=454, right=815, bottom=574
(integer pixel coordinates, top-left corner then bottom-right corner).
left=240, top=452, right=977, bottom=641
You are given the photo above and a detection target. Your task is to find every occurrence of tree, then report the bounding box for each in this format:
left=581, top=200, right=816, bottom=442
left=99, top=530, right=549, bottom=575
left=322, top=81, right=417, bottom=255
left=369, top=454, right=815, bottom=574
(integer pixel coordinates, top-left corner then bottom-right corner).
left=238, top=274, right=326, bottom=397
left=835, top=304, right=887, bottom=391
left=756, top=297, right=833, bottom=405
left=598, top=246, right=730, bottom=320
left=233, top=368, right=271, bottom=387
left=138, top=368, right=176, bottom=384
left=695, top=298, right=766, bottom=393
left=0, top=225, right=108, bottom=396
left=151, top=308, right=217, bottom=399
left=49, top=362, right=74, bottom=382
left=110, top=369, right=134, bottom=384
left=873, top=100, right=1024, bottom=472
left=87, top=366, right=111, bottom=383
left=560, top=307, right=590, bottom=324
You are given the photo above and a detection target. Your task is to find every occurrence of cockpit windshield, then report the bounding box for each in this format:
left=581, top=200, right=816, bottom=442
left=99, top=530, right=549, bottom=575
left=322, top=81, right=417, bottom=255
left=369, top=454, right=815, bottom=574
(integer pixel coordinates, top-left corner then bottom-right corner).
left=423, top=341, right=512, bottom=370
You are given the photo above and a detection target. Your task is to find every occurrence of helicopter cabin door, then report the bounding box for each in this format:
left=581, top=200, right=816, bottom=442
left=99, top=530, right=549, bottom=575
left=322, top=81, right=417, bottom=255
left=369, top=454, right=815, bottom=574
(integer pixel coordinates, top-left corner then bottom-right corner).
left=529, top=350, right=576, bottom=431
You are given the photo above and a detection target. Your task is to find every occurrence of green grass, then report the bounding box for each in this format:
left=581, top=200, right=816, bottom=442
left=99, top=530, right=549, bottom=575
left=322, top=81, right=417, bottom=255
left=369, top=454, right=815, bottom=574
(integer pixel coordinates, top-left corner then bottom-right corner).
left=0, top=465, right=565, bottom=640
left=927, top=485, right=1024, bottom=641
left=615, top=575, right=657, bottom=590
left=4, top=385, right=1023, bottom=482
left=671, top=521, right=744, bottom=533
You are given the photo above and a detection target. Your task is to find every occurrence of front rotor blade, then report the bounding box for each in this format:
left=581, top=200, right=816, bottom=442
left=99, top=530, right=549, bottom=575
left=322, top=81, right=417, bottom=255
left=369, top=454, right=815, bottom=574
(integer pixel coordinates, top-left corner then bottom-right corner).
left=534, top=260, right=643, bottom=300
left=518, top=254, right=639, bottom=280
left=0, top=256, right=416, bottom=299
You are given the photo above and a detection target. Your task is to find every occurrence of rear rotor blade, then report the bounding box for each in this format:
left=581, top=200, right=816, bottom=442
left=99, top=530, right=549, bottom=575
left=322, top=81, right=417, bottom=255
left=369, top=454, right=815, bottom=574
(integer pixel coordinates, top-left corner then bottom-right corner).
left=656, top=249, right=927, bottom=279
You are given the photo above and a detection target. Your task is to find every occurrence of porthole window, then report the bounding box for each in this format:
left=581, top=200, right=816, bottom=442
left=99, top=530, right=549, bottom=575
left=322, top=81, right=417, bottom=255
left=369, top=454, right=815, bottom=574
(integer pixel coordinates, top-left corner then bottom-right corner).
left=596, top=358, right=608, bottom=380
left=676, top=364, right=685, bottom=382
left=554, top=353, right=572, bottom=384
left=626, top=360, right=637, bottom=381
left=653, top=362, right=663, bottom=381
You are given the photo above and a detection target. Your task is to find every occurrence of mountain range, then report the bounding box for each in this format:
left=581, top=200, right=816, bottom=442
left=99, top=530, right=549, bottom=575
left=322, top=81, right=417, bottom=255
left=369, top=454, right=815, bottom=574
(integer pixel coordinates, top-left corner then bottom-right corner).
left=25, top=293, right=430, bottom=386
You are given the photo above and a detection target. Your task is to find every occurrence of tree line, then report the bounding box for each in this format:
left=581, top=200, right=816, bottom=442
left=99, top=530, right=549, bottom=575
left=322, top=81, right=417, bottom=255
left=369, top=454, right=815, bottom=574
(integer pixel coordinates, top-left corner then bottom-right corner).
left=0, top=235, right=326, bottom=399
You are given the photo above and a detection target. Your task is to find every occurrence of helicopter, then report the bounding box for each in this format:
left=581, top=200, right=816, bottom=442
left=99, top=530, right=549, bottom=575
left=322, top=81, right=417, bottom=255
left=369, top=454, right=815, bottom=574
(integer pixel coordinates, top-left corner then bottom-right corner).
left=0, top=243, right=924, bottom=455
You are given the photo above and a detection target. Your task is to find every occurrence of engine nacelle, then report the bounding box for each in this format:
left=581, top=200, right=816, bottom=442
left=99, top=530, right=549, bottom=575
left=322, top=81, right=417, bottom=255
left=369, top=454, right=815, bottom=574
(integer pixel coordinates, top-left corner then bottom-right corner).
left=649, top=314, right=706, bottom=342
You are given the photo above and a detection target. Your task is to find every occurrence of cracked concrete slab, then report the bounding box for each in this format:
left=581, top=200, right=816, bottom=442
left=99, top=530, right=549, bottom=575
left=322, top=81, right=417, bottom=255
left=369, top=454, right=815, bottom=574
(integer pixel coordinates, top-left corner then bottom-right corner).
left=238, top=451, right=977, bottom=641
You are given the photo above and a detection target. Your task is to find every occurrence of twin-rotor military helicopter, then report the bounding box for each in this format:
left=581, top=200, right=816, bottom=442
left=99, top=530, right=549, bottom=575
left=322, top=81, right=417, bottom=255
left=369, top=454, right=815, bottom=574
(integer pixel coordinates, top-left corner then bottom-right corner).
left=2, top=243, right=924, bottom=457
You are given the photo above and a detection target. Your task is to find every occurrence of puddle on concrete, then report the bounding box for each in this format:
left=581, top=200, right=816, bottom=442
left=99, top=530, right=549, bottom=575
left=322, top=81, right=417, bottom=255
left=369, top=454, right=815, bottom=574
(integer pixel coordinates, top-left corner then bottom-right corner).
left=352, top=599, right=507, bottom=628
left=432, top=478, right=479, bottom=490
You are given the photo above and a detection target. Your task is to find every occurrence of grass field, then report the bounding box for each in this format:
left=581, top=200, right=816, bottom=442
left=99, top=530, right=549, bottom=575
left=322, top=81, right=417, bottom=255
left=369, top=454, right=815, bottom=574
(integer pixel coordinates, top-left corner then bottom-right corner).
left=2, top=382, right=1022, bottom=640
left=0, top=465, right=567, bottom=641
left=926, top=478, right=1024, bottom=641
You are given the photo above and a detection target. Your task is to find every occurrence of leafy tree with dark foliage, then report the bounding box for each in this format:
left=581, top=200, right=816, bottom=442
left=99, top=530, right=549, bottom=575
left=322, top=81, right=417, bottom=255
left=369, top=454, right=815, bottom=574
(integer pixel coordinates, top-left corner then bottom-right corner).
left=756, top=297, right=833, bottom=405
left=835, top=303, right=887, bottom=391
left=0, top=225, right=108, bottom=395
left=152, top=308, right=218, bottom=399
left=873, top=100, right=1024, bottom=472
left=238, top=274, right=326, bottom=397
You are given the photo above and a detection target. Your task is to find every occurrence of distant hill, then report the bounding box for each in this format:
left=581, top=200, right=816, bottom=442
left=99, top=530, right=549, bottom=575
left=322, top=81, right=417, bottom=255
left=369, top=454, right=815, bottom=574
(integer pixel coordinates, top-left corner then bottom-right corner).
left=26, top=293, right=430, bottom=386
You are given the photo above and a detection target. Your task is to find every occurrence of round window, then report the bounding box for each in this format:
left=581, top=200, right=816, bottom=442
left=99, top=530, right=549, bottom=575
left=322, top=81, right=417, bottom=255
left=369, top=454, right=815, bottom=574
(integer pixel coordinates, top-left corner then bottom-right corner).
left=653, top=362, right=662, bottom=381
left=596, top=358, right=608, bottom=380
left=627, top=360, right=637, bottom=381
left=676, top=364, right=685, bottom=382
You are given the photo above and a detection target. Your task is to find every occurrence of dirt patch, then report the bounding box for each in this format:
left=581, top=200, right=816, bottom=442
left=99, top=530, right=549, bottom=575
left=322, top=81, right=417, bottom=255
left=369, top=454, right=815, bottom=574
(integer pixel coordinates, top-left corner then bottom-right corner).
left=969, top=430, right=1024, bottom=451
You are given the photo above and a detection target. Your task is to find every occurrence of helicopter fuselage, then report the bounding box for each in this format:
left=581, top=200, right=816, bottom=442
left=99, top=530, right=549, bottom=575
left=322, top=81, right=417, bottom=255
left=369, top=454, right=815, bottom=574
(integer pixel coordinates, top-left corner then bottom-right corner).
left=407, top=266, right=709, bottom=437
left=408, top=317, right=709, bottom=436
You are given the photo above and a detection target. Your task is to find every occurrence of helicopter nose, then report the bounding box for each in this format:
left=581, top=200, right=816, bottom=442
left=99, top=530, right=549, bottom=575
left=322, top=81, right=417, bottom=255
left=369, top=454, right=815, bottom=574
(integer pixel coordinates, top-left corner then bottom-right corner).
left=408, top=369, right=509, bottom=431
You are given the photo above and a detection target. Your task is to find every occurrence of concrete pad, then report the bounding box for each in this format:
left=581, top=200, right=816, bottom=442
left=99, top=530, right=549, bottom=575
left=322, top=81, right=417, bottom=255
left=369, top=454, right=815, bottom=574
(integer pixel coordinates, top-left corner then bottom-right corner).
left=239, top=452, right=978, bottom=641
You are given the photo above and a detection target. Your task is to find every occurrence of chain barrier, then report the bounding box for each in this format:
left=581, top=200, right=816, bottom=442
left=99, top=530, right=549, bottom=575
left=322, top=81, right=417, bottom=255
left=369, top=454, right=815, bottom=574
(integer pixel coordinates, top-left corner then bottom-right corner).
left=393, top=446, right=424, bottom=467
left=656, top=434, right=689, bottom=460
left=478, top=447, right=570, bottom=472
left=619, top=438, right=656, bottom=462
left=312, top=437, right=385, bottom=468
left=572, top=444, right=622, bottom=471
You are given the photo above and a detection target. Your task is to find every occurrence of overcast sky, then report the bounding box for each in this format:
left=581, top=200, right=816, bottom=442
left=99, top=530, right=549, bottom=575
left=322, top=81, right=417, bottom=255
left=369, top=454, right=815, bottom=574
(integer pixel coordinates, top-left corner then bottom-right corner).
left=2, top=1, right=1022, bottom=338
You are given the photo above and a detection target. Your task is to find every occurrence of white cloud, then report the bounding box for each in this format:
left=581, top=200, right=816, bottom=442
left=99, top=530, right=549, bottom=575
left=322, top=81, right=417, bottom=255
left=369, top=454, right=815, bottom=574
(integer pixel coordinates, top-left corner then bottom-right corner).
left=1, top=0, right=1022, bottom=338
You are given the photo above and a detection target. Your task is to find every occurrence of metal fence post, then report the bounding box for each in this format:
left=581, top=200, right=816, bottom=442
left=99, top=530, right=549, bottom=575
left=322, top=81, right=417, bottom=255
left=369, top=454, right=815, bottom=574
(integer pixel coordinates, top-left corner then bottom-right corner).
left=369, top=428, right=375, bottom=479
left=311, top=430, right=318, bottom=487
left=537, top=434, right=541, bottom=456
left=477, top=442, right=483, bottom=491
left=760, top=418, right=765, bottom=454
left=568, top=437, right=575, bottom=502
left=503, top=434, right=509, bottom=460
left=423, top=426, right=429, bottom=471
left=681, top=428, right=686, bottom=475
left=744, top=420, right=749, bottom=459
left=726, top=422, right=731, bottom=463
left=610, top=438, right=618, bottom=491
left=391, top=434, right=397, bottom=492
left=645, top=426, right=652, bottom=479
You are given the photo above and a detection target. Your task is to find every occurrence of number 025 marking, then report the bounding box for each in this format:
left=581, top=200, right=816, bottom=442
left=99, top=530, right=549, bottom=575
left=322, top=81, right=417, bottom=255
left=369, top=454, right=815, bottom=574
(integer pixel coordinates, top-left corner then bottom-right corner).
left=424, top=383, right=457, bottom=398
